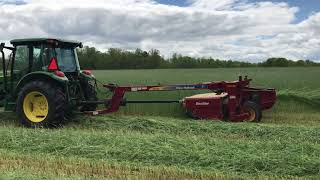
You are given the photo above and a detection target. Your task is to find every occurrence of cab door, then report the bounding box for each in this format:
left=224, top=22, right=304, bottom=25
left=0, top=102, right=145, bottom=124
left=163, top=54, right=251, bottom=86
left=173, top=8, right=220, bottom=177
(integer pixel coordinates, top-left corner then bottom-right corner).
left=10, top=45, right=44, bottom=93
left=10, top=45, right=31, bottom=94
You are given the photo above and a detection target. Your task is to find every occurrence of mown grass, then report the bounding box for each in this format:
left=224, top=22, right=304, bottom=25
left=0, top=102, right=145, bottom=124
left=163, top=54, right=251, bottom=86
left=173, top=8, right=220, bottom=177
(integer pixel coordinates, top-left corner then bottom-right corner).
left=0, top=67, right=320, bottom=179
left=0, top=114, right=319, bottom=179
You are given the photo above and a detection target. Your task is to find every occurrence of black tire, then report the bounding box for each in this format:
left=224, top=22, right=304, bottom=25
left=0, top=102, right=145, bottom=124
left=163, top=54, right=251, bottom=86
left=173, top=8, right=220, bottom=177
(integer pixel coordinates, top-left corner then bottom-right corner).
left=16, top=81, right=67, bottom=128
left=186, top=110, right=198, bottom=120
left=222, top=97, right=229, bottom=121
left=80, top=82, right=98, bottom=112
left=243, top=101, right=262, bottom=122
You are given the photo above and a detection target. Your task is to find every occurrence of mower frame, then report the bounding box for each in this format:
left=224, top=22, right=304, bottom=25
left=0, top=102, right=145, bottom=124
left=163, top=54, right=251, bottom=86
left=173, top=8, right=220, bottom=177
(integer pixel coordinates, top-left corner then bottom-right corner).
left=86, top=76, right=276, bottom=122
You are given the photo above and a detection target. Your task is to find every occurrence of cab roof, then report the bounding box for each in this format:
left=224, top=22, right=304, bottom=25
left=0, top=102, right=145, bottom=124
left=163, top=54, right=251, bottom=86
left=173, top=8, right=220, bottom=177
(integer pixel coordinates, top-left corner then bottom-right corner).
left=10, top=38, right=83, bottom=47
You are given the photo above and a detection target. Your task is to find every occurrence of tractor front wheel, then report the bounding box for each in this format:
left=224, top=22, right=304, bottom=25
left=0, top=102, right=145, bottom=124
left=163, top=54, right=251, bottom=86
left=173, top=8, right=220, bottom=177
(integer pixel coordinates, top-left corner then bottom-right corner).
left=80, top=82, right=98, bottom=112
left=16, top=81, right=67, bottom=128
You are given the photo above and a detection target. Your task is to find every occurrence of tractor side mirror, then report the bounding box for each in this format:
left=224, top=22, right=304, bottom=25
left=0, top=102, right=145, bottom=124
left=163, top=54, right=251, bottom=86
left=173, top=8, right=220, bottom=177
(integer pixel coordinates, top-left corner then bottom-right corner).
left=78, top=43, right=83, bottom=48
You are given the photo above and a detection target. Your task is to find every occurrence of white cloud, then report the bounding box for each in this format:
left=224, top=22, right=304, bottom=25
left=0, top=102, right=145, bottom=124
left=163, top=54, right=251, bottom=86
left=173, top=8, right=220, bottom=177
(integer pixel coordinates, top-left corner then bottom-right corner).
left=189, top=0, right=243, bottom=10
left=0, top=0, right=319, bottom=61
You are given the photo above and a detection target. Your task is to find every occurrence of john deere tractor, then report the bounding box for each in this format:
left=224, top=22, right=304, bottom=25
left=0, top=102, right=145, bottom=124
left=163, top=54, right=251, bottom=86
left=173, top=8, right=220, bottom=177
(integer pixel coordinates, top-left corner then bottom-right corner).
left=0, top=38, right=98, bottom=127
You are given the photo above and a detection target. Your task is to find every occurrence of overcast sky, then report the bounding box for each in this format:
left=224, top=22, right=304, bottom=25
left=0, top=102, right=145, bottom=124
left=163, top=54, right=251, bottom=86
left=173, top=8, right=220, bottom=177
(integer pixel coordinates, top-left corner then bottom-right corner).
left=0, top=0, right=319, bottom=61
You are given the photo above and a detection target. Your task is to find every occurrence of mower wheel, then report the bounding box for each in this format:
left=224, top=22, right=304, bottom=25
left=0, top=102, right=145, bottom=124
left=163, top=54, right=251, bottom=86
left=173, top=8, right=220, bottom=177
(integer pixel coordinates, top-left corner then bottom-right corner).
left=16, top=81, right=67, bottom=128
left=80, top=82, right=98, bottom=112
left=186, top=110, right=199, bottom=120
left=243, top=101, right=262, bottom=122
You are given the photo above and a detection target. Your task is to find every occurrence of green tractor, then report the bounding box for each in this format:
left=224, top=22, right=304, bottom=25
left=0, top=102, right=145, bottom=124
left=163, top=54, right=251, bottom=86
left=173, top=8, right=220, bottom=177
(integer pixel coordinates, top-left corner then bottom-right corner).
left=0, top=38, right=98, bottom=127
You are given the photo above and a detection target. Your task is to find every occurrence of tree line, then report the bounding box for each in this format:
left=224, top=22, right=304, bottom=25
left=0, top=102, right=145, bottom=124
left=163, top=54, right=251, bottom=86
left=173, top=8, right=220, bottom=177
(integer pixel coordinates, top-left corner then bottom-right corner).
left=77, top=46, right=320, bottom=69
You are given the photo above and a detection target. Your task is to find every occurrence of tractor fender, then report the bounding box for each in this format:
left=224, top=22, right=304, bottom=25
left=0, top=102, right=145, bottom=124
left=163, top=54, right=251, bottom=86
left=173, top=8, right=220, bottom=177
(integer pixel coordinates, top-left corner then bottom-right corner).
left=80, top=70, right=96, bottom=81
left=15, top=71, right=68, bottom=96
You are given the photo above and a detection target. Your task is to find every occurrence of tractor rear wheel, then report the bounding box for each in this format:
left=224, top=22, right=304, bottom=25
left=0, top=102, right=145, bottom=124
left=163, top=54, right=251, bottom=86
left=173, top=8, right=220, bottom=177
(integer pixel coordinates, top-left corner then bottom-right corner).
left=243, top=101, right=262, bottom=122
left=16, top=81, right=67, bottom=128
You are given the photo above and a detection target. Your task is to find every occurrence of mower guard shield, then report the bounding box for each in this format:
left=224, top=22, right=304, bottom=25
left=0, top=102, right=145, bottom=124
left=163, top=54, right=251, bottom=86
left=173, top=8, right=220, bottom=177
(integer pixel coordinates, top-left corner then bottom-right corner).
left=242, top=87, right=276, bottom=110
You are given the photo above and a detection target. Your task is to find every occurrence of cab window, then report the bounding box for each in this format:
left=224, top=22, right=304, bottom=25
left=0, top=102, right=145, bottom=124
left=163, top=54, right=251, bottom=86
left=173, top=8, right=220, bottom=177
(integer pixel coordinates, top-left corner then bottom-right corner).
left=14, top=45, right=29, bottom=72
left=32, top=46, right=42, bottom=71
left=55, top=48, right=77, bottom=72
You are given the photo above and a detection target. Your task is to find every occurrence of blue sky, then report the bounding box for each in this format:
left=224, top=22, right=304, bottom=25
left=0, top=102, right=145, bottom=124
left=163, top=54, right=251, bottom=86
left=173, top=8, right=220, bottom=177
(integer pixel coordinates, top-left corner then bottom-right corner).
left=248, top=0, right=320, bottom=22
left=156, top=0, right=320, bottom=23
left=0, top=0, right=26, bottom=5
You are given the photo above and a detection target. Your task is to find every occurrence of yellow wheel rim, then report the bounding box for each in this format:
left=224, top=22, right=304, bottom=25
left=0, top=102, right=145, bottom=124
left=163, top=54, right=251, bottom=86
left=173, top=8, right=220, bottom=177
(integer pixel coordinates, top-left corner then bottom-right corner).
left=245, top=108, right=256, bottom=122
left=23, top=91, right=49, bottom=123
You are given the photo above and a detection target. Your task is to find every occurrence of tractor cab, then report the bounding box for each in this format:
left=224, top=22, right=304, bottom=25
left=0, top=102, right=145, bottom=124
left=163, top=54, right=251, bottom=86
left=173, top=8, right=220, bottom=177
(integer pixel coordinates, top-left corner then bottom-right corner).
left=0, top=38, right=83, bottom=84
left=9, top=38, right=82, bottom=77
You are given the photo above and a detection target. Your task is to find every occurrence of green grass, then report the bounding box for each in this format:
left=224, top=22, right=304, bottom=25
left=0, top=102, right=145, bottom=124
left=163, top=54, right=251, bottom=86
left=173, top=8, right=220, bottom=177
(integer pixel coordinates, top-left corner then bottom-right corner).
left=94, top=67, right=320, bottom=89
left=1, top=67, right=320, bottom=179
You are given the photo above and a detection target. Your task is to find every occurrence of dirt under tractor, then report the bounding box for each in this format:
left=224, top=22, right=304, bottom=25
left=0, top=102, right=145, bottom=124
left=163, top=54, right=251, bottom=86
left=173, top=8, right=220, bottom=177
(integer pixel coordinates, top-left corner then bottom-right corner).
left=0, top=38, right=276, bottom=128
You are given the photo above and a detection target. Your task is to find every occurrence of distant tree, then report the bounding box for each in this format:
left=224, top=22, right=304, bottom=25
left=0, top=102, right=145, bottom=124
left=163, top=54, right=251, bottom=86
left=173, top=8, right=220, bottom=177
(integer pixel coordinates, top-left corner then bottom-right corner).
left=76, top=46, right=320, bottom=69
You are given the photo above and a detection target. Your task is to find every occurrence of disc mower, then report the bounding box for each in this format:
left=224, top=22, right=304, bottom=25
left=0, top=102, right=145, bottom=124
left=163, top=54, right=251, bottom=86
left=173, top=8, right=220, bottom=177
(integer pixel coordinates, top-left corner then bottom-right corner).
left=0, top=38, right=276, bottom=127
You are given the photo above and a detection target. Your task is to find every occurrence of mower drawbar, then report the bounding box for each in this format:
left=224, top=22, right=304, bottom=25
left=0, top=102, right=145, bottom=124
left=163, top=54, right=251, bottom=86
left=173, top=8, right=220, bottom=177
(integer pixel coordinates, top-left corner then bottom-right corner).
left=84, top=76, right=276, bottom=122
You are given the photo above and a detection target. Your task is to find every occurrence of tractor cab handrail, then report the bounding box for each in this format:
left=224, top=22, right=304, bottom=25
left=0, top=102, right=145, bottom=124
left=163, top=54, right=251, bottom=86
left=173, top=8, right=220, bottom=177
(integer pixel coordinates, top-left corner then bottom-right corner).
left=0, top=43, right=16, bottom=93
left=0, top=43, right=4, bottom=52
left=1, top=43, right=7, bottom=92
left=0, top=43, right=15, bottom=51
